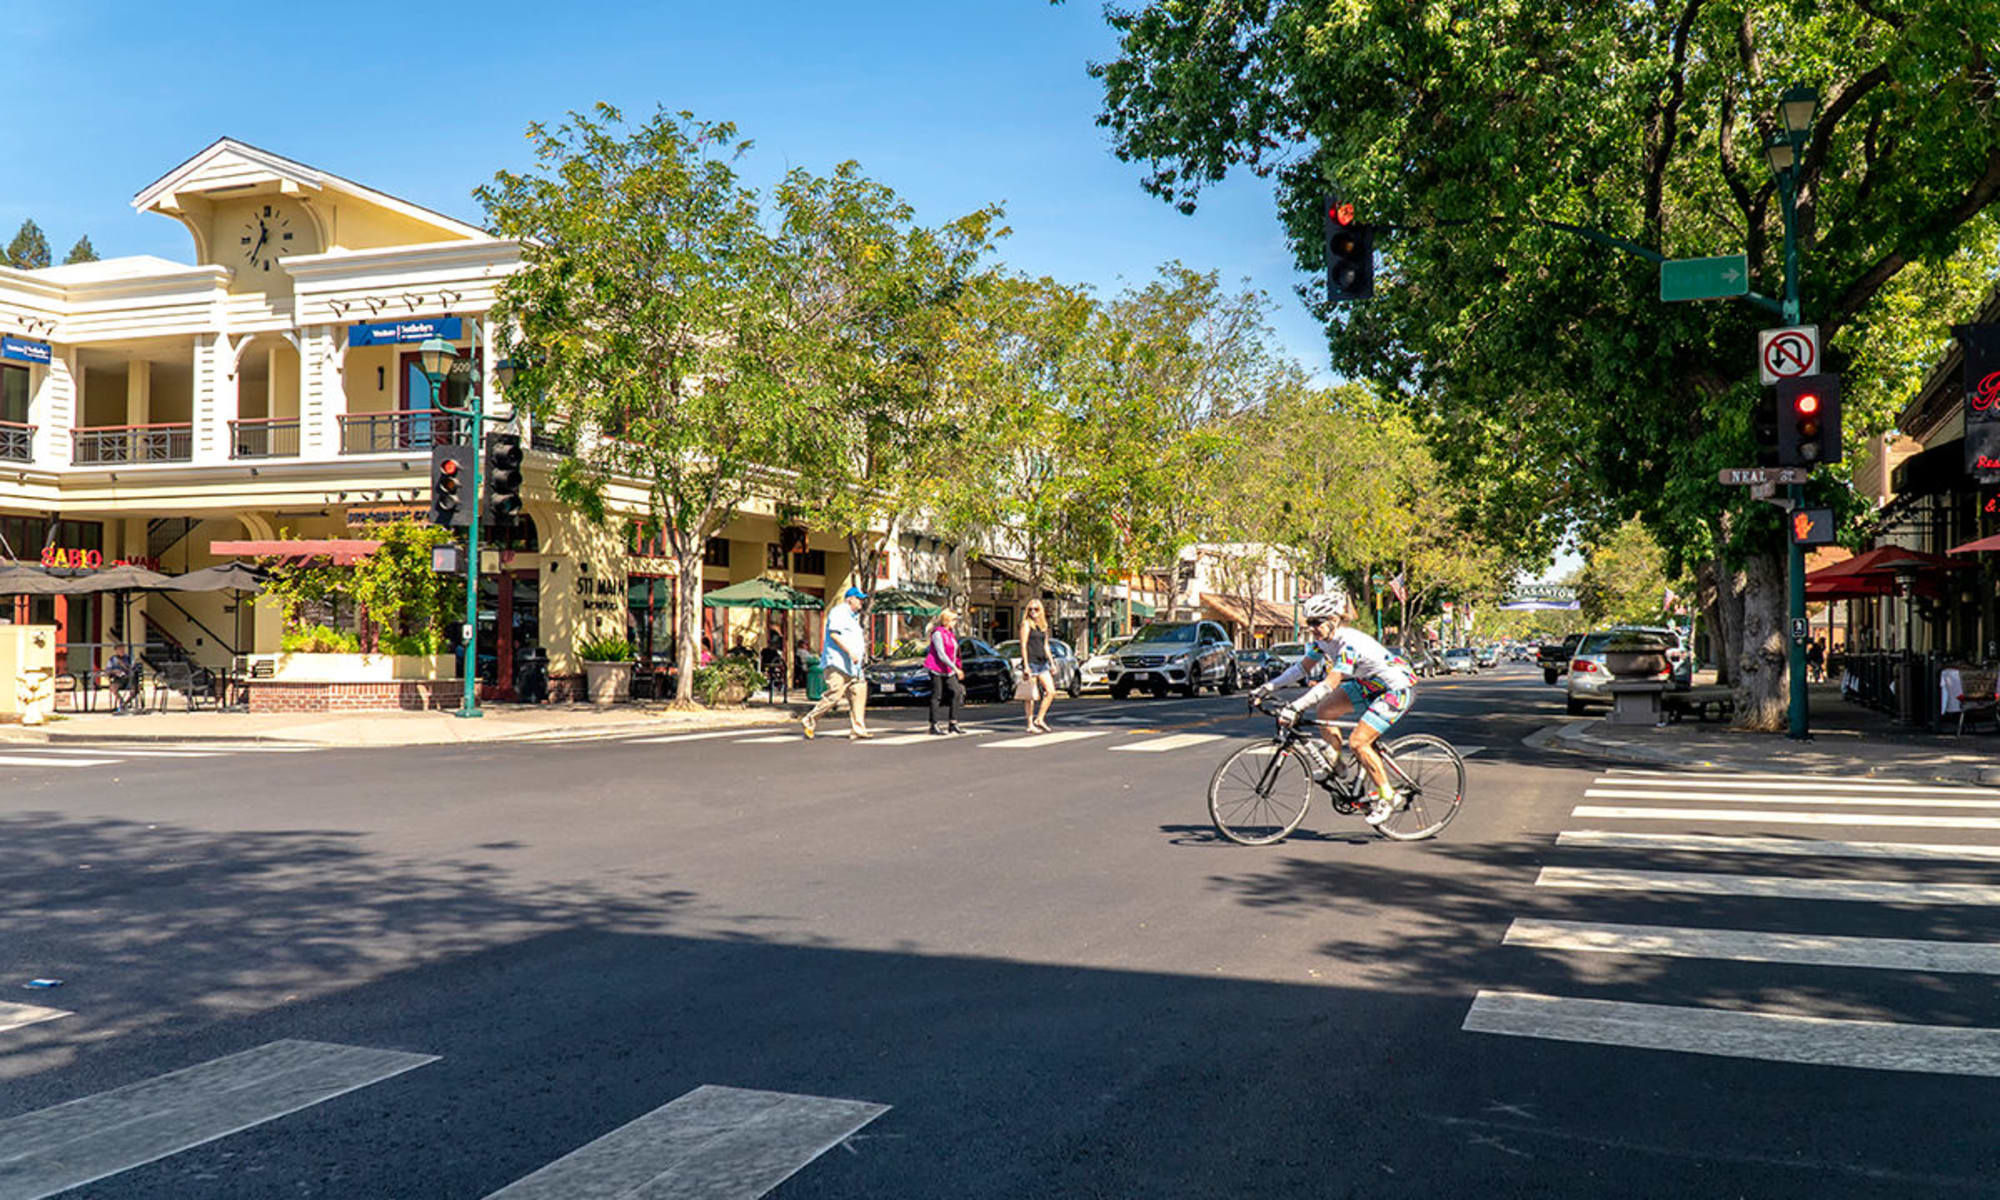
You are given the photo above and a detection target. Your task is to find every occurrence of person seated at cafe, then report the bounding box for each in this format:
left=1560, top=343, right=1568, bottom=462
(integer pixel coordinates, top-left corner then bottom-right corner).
left=103, top=649, right=135, bottom=714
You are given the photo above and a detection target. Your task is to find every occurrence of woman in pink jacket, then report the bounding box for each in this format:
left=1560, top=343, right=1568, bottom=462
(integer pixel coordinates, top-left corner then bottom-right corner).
left=924, top=605, right=966, bottom=736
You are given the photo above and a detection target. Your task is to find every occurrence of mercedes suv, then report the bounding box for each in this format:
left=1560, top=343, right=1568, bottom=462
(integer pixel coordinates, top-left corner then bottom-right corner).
left=1108, top=620, right=1239, bottom=699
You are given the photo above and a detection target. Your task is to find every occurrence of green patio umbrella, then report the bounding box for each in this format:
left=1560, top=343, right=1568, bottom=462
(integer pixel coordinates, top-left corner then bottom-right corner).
left=702, top=577, right=824, bottom=703
left=867, top=586, right=942, bottom=617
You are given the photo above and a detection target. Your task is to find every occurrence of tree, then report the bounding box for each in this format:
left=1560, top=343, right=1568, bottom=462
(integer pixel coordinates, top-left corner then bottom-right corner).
left=1091, top=2, right=2000, bottom=729
left=1576, top=519, right=1687, bottom=628
left=63, top=237, right=97, bottom=265
left=6, top=220, right=50, bottom=270
left=478, top=105, right=804, bottom=707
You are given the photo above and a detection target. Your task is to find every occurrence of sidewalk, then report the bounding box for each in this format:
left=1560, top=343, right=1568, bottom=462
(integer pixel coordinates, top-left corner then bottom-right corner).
left=0, top=699, right=806, bottom=747
left=1534, top=682, right=2000, bottom=785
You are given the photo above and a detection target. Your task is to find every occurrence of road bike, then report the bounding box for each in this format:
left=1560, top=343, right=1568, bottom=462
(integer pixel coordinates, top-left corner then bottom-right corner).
left=1206, top=694, right=1467, bottom=845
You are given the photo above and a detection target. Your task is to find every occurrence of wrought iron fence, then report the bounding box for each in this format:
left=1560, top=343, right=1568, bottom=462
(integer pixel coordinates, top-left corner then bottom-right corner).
left=229, top=418, right=301, bottom=459
left=72, top=424, right=193, bottom=465
left=0, top=420, right=31, bottom=462
left=339, top=411, right=463, bottom=454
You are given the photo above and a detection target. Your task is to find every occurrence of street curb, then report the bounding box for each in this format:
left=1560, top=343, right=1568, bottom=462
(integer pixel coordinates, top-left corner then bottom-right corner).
left=1525, top=718, right=2000, bottom=786
left=0, top=711, right=802, bottom=748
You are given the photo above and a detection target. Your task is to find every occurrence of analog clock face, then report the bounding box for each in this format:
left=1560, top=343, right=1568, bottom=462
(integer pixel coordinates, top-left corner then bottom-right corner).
left=236, top=202, right=307, bottom=273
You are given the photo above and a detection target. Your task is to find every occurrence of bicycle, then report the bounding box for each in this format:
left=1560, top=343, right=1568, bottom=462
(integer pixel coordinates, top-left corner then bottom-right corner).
left=1206, top=694, right=1467, bottom=845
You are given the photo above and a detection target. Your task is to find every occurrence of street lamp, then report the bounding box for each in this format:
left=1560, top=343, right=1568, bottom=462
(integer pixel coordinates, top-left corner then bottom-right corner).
left=1764, top=84, right=1819, bottom=741
left=419, top=331, right=489, bottom=720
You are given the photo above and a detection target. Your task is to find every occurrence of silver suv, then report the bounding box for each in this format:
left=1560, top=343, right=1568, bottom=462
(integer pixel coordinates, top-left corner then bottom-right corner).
left=1108, top=620, right=1239, bottom=699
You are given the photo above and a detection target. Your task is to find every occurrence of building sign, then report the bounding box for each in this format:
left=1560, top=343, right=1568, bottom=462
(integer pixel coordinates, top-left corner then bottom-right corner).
left=346, top=503, right=429, bottom=526
left=42, top=548, right=103, bottom=570
left=348, top=318, right=464, bottom=347
left=575, top=570, right=624, bottom=613
left=1957, top=324, right=2000, bottom=483
left=1, top=336, right=52, bottom=366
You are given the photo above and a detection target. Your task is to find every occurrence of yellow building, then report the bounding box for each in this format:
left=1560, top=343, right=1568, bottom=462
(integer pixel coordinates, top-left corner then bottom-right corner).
left=0, top=140, right=961, bottom=707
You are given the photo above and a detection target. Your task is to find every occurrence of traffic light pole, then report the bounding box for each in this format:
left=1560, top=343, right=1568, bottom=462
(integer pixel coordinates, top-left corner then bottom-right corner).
left=1777, top=167, right=1809, bottom=741
left=457, top=382, right=484, bottom=719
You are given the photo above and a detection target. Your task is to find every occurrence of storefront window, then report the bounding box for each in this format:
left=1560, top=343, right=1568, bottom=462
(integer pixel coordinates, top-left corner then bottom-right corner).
left=1, top=365, right=27, bottom=425
left=628, top=575, right=674, bottom=665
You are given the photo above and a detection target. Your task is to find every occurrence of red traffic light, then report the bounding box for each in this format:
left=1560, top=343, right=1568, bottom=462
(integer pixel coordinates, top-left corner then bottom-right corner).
left=1327, top=201, right=1355, bottom=226
left=1794, top=393, right=1821, bottom=416
left=438, top=458, right=460, bottom=477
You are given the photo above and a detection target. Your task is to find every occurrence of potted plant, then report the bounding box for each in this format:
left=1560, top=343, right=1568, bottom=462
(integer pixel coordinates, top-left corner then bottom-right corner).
left=692, top=658, right=764, bottom=708
left=1602, top=631, right=1671, bottom=680
left=578, top=636, right=635, bottom=703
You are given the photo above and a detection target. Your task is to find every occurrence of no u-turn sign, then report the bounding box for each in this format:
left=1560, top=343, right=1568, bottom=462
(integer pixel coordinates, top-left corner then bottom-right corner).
left=1758, top=325, right=1820, bottom=385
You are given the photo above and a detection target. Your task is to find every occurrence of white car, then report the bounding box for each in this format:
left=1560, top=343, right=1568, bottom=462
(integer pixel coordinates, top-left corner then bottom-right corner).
left=1079, top=636, right=1132, bottom=691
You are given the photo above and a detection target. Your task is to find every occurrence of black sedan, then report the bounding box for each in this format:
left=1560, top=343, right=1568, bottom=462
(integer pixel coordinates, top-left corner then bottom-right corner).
left=1233, top=649, right=1276, bottom=688
left=862, top=637, right=1017, bottom=703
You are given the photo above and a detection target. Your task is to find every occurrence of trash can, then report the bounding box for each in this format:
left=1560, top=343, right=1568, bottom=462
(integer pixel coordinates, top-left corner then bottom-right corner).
left=804, top=654, right=826, bottom=702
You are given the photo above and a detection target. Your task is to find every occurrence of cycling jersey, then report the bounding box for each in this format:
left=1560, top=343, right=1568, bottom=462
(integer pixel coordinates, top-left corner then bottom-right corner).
left=1266, top=626, right=1414, bottom=695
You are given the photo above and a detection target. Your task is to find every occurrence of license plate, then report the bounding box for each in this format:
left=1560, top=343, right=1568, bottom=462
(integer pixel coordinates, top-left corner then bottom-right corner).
left=1130, top=672, right=1153, bottom=683
left=879, top=681, right=895, bottom=693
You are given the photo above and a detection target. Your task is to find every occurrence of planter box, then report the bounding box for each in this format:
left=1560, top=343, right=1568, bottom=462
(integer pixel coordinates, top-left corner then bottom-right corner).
left=255, top=653, right=458, bottom=683
left=584, top=660, right=633, bottom=704
left=1603, top=649, right=1668, bottom=679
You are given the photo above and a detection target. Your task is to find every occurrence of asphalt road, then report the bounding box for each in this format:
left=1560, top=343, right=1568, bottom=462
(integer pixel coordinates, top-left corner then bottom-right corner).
left=3, top=665, right=1997, bottom=1197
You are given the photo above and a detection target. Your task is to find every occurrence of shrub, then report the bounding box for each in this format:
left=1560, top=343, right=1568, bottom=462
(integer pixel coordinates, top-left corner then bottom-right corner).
left=380, top=631, right=447, bottom=656
left=692, top=658, right=764, bottom=706
left=578, top=636, right=634, bottom=662
left=280, top=624, right=361, bottom=654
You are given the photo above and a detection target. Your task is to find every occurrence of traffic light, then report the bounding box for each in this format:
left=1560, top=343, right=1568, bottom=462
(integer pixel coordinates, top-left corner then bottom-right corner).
left=1776, top=373, right=1842, bottom=467
left=428, top=444, right=472, bottom=527
left=1322, top=196, right=1375, bottom=302
left=1753, top=391, right=1781, bottom=467
left=484, top=433, right=524, bottom=525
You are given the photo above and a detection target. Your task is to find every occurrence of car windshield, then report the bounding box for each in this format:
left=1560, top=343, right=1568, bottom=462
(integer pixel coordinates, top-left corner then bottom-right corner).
left=1129, top=622, right=1199, bottom=644
left=995, top=640, right=1021, bottom=657
left=884, top=639, right=929, bottom=660
left=1577, top=632, right=1622, bottom=654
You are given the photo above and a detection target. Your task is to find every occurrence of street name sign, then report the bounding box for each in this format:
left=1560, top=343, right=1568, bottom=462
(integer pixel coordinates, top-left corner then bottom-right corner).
left=1719, top=467, right=1808, bottom=485
left=1757, top=325, right=1820, bottom=384
left=1661, top=254, right=1749, bottom=302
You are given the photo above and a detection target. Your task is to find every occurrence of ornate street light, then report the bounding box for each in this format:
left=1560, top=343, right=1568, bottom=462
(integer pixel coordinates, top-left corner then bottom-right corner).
left=1779, top=85, right=1821, bottom=140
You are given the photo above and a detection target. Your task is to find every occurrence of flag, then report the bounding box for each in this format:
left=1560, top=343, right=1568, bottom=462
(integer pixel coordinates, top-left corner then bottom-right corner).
left=1388, top=572, right=1408, bottom=604
left=1663, top=586, right=1679, bottom=614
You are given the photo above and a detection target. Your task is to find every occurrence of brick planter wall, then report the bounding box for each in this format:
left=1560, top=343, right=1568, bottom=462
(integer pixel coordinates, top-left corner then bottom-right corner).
left=244, top=680, right=464, bottom=713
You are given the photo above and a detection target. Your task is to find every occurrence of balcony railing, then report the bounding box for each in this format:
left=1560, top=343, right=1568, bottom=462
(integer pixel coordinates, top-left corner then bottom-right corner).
left=73, top=423, right=193, bottom=465
left=339, top=411, right=463, bottom=454
left=230, top=418, right=301, bottom=460
left=0, top=420, right=31, bottom=462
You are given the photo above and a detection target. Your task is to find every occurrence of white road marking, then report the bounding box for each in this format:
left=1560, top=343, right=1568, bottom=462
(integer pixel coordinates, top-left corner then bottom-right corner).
left=1503, top=918, right=2000, bottom=974
left=1463, top=990, right=2000, bottom=1076
left=1457, top=745, right=1485, bottom=757
left=482, top=1084, right=888, bottom=1200
left=1537, top=865, right=2000, bottom=905
left=0, top=1039, right=437, bottom=1200
left=630, top=730, right=777, bottom=745
left=981, top=730, right=1111, bottom=749
left=1583, top=787, right=2000, bottom=809
left=1573, top=805, right=2000, bottom=830
left=0, top=1003, right=69, bottom=1035
left=866, top=732, right=947, bottom=746
left=0, top=755, right=118, bottom=768
left=1112, top=733, right=1225, bottom=753
left=1558, top=830, right=2000, bottom=862
left=735, top=735, right=802, bottom=745
left=27, top=747, right=223, bottom=758
left=1602, top=769, right=1999, bottom=795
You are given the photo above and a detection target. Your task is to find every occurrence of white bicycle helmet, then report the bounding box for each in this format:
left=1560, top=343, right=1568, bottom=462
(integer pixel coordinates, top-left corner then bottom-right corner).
left=1302, top=591, right=1348, bottom=621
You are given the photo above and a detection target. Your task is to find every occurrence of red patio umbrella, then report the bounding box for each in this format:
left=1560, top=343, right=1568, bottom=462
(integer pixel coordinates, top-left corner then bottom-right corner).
left=1948, top=533, right=2000, bottom=556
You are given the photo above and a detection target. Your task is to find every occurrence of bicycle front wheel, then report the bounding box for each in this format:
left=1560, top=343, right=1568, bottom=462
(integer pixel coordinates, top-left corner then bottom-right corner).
left=1374, top=733, right=1466, bottom=841
left=1208, top=740, right=1315, bottom=845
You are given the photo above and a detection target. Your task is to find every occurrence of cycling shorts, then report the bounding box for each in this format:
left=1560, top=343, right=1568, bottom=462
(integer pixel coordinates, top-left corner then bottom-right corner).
left=1339, top=680, right=1412, bottom=734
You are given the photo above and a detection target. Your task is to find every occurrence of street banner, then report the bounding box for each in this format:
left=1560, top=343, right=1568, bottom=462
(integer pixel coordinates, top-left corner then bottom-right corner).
left=1957, top=324, right=2000, bottom=483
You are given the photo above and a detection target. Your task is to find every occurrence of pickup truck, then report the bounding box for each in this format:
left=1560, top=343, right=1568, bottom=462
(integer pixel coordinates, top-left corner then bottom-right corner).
left=1539, top=632, right=1584, bottom=685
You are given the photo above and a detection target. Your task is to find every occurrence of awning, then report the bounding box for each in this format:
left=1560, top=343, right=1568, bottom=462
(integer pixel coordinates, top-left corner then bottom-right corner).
left=975, top=556, right=1035, bottom=586
left=212, top=539, right=382, bottom=566
left=1201, top=593, right=1292, bottom=630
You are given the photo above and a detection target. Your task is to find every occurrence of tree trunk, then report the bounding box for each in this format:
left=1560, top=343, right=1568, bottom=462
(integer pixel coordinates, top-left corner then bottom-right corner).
left=673, top=546, right=703, bottom=708
left=1733, top=547, right=1787, bottom=730
left=1714, top=557, right=1746, bottom=688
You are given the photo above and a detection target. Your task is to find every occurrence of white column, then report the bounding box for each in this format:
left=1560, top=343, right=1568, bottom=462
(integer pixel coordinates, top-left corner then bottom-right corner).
left=32, top=353, right=74, bottom=465
left=125, top=358, right=151, bottom=427
left=297, top=325, right=340, bottom=459
left=192, top=333, right=233, bottom=466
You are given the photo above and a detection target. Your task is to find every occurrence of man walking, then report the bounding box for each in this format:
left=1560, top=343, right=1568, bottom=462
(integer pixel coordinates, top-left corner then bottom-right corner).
left=802, top=587, right=873, bottom=740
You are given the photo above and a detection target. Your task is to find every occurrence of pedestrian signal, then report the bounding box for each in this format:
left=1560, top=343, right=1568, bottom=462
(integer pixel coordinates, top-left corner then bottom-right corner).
left=1789, top=507, right=1834, bottom=546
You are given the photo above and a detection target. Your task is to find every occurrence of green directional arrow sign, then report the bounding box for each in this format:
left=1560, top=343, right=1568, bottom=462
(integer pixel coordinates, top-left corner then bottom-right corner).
left=1660, top=254, right=1749, bottom=302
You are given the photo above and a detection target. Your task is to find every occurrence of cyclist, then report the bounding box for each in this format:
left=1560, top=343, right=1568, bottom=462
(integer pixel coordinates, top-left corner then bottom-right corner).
left=1250, top=590, right=1416, bottom=826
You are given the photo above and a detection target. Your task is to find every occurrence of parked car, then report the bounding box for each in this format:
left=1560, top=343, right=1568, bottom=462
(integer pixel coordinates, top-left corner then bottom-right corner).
left=1440, top=646, right=1477, bottom=674
left=995, top=636, right=1084, bottom=698
left=1078, top=636, right=1133, bottom=692
left=1474, top=644, right=1500, bottom=668
left=1108, top=620, right=1240, bottom=699
left=1234, top=648, right=1275, bottom=689
left=1387, top=644, right=1441, bottom=679
left=1539, top=632, right=1584, bottom=684
left=1564, top=627, right=1686, bottom=714
left=864, top=637, right=1017, bottom=703
left=1267, top=642, right=1310, bottom=674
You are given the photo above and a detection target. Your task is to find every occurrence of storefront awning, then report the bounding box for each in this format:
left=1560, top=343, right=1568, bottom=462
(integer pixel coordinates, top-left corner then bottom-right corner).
left=1201, top=593, right=1292, bottom=630
left=975, top=556, right=1035, bottom=586
left=212, top=539, right=382, bottom=566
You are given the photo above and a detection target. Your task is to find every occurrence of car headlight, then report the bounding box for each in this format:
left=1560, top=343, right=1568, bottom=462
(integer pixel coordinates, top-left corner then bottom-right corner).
left=1169, top=652, right=1190, bottom=665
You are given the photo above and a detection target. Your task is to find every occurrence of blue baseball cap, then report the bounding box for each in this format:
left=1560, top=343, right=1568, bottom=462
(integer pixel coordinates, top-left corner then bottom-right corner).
left=844, top=587, right=869, bottom=600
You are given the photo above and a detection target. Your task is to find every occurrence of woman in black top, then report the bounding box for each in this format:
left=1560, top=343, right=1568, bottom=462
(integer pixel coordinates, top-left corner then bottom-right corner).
left=1022, top=599, right=1056, bottom=732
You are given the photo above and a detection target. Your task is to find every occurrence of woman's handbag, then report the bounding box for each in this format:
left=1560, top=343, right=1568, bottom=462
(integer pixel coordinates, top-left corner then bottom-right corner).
left=1013, top=674, right=1036, bottom=701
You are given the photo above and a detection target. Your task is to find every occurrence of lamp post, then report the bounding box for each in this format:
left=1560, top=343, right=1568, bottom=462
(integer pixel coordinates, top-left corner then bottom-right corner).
left=420, top=329, right=517, bottom=719
left=1764, top=83, right=1819, bottom=740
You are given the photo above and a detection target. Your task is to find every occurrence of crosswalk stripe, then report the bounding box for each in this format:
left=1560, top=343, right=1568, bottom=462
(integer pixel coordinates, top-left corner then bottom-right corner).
left=28, top=747, right=222, bottom=758
left=0, top=1039, right=437, bottom=1200
left=482, top=1084, right=888, bottom=1200
left=1462, top=990, right=2000, bottom=1076
left=1458, top=745, right=1485, bottom=757
left=1111, top=733, right=1224, bottom=753
left=1557, top=830, right=2000, bottom=862
left=629, top=730, right=774, bottom=745
left=0, top=1003, right=69, bottom=1035
left=736, top=734, right=801, bottom=744
left=980, top=730, right=1111, bottom=750
left=1573, top=805, right=2000, bottom=830
left=0, top=755, right=117, bottom=768
left=1583, top=787, right=2000, bottom=809
left=1503, top=918, right=2000, bottom=974
left=1591, top=777, right=2000, bottom=798
left=1538, top=865, right=2000, bottom=905
left=1603, top=768, right=1998, bottom=794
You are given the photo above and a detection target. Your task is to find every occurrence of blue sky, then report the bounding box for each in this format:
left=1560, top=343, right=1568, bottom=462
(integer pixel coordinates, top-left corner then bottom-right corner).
left=1, top=0, right=1329, bottom=375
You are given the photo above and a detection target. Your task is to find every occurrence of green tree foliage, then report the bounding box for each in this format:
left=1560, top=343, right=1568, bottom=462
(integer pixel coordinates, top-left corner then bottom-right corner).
left=1091, top=1, right=2000, bottom=728
left=62, top=237, right=97, bottom=265
left=6, top=220, right=50, bottom=270
left=1576, top=519, right=1688, bottom=628
left=478, top=105, right=808, bottom=706
left=260, top=520, right=459, bottom=651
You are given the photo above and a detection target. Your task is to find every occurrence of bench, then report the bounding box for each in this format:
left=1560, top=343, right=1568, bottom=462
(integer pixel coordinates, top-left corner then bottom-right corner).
left=1664, top=686, right=1736, bottom=724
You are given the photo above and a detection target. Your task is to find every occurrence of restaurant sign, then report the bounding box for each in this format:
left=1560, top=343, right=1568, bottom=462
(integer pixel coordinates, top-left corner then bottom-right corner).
left=39, top=549, right=160, bottom=571
left=1957, top=323, right=2000, bottom=484
left=348, top=318, right=464, bottom=347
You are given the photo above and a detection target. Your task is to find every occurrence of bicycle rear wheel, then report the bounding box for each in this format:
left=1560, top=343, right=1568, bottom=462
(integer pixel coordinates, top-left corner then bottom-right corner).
left=1208, top=740, right=1315, bottom=845
left=1373, top=733, right=1466, bottom=841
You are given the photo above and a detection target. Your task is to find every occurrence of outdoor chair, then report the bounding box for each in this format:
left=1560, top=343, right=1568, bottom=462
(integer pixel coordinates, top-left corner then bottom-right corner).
left=152, top=660, right=214, bottom=712
left=1949, top=668, right=1999, bottom=736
